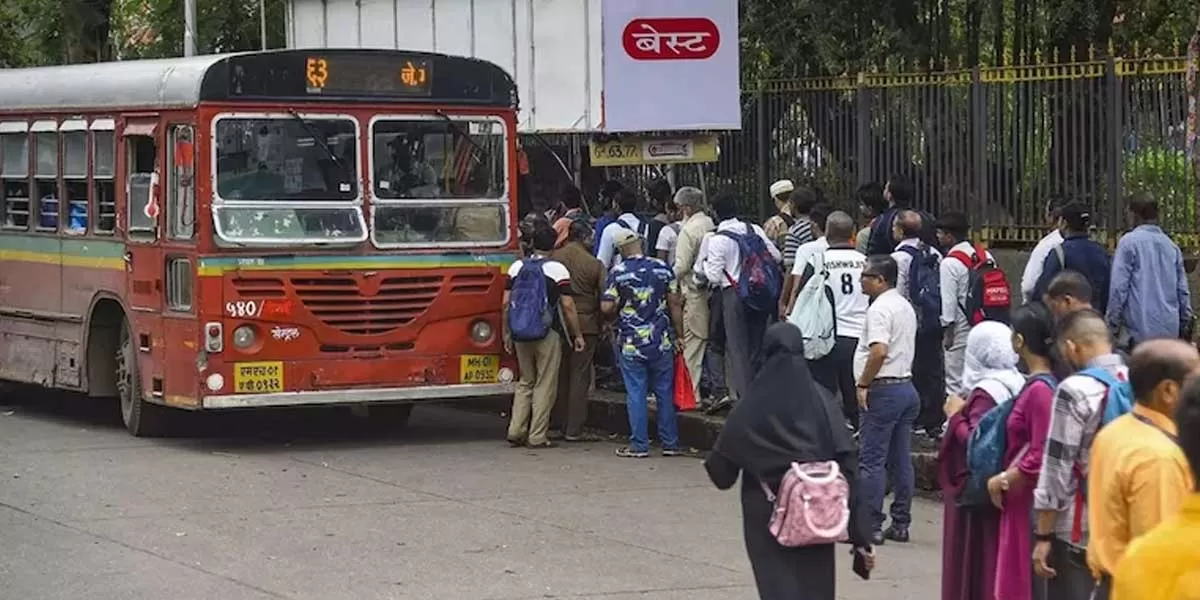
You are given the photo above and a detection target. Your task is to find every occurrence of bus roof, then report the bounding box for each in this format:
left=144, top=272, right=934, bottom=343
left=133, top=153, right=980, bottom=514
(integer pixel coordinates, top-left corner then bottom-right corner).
left=0, top=49, right=518, bottom=112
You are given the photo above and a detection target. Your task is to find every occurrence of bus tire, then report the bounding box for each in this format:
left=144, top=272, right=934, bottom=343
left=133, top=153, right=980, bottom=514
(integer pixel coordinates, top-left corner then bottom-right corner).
left=115, top=319, right=170, bottom=437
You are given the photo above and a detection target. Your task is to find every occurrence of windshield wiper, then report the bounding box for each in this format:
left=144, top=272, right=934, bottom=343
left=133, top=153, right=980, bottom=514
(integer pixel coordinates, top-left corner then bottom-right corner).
left=286, top=109, right=356, bottom=193
left=433, top=110, right=488, bottom=160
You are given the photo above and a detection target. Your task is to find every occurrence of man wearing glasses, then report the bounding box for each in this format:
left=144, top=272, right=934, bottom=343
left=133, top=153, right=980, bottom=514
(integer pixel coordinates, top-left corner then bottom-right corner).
left=854, top=255, right=920, bottom=546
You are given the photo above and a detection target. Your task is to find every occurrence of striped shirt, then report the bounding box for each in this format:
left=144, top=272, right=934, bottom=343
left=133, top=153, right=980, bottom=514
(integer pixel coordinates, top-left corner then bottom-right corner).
left=781, top=216, right=815, bottom=270
left=1033, top=353, right=1129, bottom=542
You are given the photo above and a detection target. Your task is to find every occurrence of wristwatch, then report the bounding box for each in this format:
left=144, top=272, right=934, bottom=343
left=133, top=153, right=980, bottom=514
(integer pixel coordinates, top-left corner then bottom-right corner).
left=1034, top=532, right=1056, bottom=542
left=856, top=383, right=870, bottom=390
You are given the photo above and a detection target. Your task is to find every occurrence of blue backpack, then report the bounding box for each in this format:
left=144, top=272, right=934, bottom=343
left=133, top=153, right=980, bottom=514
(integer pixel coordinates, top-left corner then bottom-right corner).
left=959, top=374, right=1056, bottom=507
left=1079, top=366, right=1134, bottom=426
left=507, top=258, right=553, bottom=341
left=899, top=244, right=942, bottom=335
left=717, top=224, right=783, bottom=313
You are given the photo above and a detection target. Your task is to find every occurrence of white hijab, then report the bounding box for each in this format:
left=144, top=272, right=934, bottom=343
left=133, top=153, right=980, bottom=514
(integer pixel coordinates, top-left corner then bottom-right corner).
left=961, top=321, right=1026, bottom=403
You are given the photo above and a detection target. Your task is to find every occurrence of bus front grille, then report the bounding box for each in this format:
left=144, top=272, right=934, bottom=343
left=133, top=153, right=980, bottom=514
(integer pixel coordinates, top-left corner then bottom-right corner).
left=291, top=276, right=444, bottom=336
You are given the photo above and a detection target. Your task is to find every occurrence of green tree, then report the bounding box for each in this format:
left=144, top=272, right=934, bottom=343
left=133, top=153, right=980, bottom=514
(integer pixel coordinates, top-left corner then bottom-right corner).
left=112, top=0, right=286, bottom=59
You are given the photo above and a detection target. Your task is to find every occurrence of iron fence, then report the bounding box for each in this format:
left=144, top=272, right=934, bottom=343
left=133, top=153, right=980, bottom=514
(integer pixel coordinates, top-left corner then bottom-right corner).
left=699, top=55, right=1199, bottom=249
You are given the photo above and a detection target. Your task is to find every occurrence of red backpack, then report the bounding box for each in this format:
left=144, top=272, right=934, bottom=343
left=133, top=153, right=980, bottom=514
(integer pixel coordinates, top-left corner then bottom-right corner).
left=949, top=244, right=1011, bottom=325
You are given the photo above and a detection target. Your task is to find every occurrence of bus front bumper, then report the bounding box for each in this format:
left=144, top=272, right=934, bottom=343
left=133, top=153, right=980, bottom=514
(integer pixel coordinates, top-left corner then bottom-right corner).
left=201, top=382, right=515, bottom=409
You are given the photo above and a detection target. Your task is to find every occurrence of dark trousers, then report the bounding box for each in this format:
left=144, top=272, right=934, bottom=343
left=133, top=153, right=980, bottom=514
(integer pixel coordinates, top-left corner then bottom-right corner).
left=1047, top=539, right=1097, bottom=600
left=858, top=381, right=919, bottom=533
left=810, top=336, right=859, bottom=428
left=702, top=288, right=728, bottom=399
left=719, top=287, right=767, bottom=402
left=913, top=331, right=946, bottom=431
left=1090, top=575, right=1111, bottom=600
left=552, top=333, right=597, bottom=437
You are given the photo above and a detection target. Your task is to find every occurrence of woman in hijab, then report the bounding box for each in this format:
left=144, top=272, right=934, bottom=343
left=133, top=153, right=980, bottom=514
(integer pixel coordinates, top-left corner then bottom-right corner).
left=939, top=321, right=1027, bottom=600
left=704, top=323, right=872, bottom=599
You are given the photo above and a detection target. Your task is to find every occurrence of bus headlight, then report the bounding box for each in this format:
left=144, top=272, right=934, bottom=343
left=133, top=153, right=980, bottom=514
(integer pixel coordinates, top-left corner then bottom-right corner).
left=470, top=320, right=494, bottom=344
left=232, top=325, right=257, bottom=349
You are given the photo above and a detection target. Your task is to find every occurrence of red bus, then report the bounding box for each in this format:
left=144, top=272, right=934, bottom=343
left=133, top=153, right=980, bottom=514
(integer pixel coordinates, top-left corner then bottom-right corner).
left=0, top=49, right=520, bottom=435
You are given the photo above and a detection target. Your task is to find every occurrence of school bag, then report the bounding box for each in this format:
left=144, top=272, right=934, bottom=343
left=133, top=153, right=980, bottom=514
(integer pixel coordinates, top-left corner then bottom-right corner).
left=507, top=258, right=553, bottom=341
left=760, top=460, right=851, bottom=547
left=959, top=374, right=1056, bottom=507
left=787, top=251, right=836, bottom=360
left=898, top=244, right=942, bottom=335
left=615, top=215, right=665, bottom=255
left=949, top=244, right=1012, bottom=326
left=1068, top=366, right=1133, bottom=544
left=718, top=223, right=784, bottom=313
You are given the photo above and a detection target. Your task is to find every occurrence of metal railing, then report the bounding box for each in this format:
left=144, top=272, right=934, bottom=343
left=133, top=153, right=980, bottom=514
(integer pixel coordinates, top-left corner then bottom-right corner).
left=702, top=54, right=1197, bottom=249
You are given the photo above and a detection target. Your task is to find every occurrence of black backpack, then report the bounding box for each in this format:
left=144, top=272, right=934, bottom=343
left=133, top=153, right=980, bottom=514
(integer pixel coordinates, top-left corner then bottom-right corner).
left=615, top=215, right=665, bottom=253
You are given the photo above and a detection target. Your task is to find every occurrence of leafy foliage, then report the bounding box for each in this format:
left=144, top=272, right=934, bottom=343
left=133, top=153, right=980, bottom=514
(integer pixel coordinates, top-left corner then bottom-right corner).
left=0, top=0, right=287, bottom=67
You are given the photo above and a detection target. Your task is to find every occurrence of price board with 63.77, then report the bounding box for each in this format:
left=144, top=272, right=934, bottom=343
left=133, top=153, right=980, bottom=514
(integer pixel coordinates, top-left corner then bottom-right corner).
left=588, top=135, right=718, bottom=167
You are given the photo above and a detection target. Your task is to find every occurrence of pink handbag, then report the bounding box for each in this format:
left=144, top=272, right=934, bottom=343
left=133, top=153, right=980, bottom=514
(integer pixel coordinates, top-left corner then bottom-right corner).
left=760, top=460, right=851, bottom=547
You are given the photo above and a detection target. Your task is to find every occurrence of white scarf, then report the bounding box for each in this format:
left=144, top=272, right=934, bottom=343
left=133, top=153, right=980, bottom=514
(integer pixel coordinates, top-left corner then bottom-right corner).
left=961, top=321, right=1026, bottom=403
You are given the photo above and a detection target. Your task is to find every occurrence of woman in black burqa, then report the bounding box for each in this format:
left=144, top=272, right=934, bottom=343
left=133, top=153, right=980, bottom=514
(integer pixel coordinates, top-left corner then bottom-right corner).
left=704, top=323, right=873, bottom=599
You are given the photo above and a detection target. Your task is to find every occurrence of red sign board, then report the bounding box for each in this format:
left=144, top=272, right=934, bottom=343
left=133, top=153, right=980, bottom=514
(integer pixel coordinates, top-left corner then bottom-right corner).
left=621, top=18, right=720, bottom=61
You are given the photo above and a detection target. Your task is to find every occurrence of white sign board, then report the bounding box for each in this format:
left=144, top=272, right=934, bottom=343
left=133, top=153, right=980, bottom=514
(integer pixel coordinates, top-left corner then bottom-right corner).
left=601, top=0, right=741, bottom=132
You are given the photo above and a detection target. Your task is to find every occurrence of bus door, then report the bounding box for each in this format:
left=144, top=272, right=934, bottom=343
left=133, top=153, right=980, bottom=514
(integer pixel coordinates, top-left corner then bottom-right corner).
left=120, top=118, right=165, bottom=402
left=161, top=122, right=199, bottom=407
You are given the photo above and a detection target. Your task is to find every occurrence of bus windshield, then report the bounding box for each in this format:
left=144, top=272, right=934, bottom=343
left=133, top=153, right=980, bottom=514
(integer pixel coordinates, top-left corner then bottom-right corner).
left=215, top=116, right=358, bottom=201
left=370, top=117, right=505, bottom=200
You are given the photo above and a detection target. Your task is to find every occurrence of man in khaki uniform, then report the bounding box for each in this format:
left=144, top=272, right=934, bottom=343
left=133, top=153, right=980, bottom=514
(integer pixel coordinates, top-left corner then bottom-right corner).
left=670, top=187, right=715, bottom=402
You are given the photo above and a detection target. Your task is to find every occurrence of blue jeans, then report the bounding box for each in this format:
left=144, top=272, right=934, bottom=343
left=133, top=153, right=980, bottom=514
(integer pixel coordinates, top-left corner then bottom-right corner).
left=858, top=381, right=919, bottom=533
left=619, top=351, right=680, bottom=453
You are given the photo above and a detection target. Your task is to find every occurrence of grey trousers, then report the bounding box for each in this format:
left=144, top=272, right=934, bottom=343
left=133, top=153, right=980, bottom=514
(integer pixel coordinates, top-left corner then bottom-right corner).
left=718, top=287, right=767, bottom=402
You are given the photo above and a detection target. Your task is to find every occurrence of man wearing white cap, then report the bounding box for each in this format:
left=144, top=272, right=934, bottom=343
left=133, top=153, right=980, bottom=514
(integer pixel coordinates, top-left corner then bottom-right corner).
left=762, top=179, right=796, bottom=252
left=601, top=228, right=686, bottom=458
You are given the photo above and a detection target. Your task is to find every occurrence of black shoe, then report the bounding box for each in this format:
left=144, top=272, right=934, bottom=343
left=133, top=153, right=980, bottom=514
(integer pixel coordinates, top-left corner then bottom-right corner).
left=870, top=531, right=885, bottom=546
left=883, top=525, right=910, bottom=543
left=704, top=396, right=733, bottom=415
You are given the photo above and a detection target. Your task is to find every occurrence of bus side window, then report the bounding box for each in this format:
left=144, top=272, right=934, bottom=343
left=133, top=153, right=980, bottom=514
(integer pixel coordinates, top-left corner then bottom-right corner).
left=0, top=125, right=30, bottom=230
left=63, top=127, right=88, bottom=234
left=93, top=129, right=115, bottom=234
left=167, top=125, right=194, bottom=240
left=126, top=135, right=157, bottom=236
left=33, top=126, right=59, bottom=231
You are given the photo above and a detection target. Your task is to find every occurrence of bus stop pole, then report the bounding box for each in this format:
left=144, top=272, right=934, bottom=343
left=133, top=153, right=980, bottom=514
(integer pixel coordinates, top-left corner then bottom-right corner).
left=183, top=0, right=197, bottom=57
left=261, top=0, right=268, bottom=50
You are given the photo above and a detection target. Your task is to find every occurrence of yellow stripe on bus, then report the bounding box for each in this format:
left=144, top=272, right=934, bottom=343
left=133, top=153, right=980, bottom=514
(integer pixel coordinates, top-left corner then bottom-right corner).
left=0, top=249, right=124, bottom=270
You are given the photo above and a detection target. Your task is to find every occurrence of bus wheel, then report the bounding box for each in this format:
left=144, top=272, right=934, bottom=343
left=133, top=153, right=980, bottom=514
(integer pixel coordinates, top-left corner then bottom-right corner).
left=115, top=321, right=169, bottom=437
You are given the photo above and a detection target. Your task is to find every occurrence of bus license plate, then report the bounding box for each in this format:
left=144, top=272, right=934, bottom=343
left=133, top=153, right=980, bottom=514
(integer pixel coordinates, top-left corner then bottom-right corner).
left=460, top=355, right=499, bottom=383
left=233, top=361, right=284, bottom=394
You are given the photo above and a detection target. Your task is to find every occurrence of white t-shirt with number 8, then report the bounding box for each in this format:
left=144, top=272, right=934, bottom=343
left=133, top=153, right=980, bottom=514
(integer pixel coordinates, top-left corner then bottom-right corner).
left=819, top=247, right=869, bottom=340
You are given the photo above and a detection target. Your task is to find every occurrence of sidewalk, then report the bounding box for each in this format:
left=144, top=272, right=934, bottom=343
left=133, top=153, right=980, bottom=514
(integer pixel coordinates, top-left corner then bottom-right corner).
left=574, top=388, right=942, bottom=492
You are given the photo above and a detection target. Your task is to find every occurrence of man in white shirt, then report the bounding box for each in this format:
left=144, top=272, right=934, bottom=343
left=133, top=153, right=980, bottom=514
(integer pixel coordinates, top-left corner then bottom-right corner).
left=890, top=209, right=945, bottom=439
left=700, top=191, right=782, bottom=411
left=854, top=254, right=920, bottom=545
left=669, top=187, right=715, bottom=403
left=1021, top=197, right=1066, bottom=304
left=595, top=188, right=648, bottom=270
left=935, top=211, right=994, bottom=396
left=786, top=211, right=868, bottom=428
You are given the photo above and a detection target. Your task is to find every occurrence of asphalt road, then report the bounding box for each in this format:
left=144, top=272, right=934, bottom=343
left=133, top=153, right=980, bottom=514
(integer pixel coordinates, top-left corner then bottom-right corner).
left=0, top=390, right=944, bottom=600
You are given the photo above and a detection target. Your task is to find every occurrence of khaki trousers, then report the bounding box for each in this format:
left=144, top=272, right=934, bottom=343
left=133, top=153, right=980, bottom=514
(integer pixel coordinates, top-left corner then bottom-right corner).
left=553, top=333, right=597, bottom=437
left=509, top=330, right=563, bottom=445
left=681, top=287, right=709, bottom=401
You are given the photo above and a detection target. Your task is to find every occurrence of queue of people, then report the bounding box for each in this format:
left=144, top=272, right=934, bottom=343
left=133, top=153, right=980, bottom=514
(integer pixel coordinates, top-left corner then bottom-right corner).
left=508, top=175, right=1200, bottom=600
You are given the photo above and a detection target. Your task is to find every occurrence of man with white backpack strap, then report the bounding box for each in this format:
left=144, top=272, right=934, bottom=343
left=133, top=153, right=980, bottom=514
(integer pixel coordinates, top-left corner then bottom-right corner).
left=1032, top=309, right=1131, bottom=600
left=784, top=211, right=868, bottom=429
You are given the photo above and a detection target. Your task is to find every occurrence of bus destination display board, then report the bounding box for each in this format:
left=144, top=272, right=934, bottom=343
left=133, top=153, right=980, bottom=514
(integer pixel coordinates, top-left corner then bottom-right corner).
left=303, top=55, right=432, bottom=96
left=225, top=53, right=434, bottom=99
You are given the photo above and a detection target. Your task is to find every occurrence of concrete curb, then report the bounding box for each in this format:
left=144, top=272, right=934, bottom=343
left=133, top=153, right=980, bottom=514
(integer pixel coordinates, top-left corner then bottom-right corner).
left=462, top=388, right=941, bottom=492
